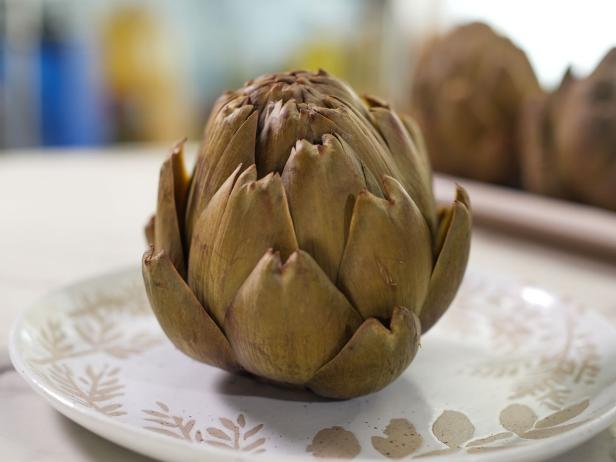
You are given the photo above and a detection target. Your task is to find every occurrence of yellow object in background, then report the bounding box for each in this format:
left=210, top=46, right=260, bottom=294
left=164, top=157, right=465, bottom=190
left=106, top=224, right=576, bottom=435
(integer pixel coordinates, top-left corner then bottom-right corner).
left=101, top=8, right=191, bottom=143
left=287, top=1, right=386, bottom=99
left=288, top=40, right=349, bottom=80
left=287, top=37, right=382, bottom=98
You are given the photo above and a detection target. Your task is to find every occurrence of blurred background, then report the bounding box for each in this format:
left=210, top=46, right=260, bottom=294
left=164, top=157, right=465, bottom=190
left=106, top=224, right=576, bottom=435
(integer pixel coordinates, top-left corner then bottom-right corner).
left=1, top=0, right=614, bottom=149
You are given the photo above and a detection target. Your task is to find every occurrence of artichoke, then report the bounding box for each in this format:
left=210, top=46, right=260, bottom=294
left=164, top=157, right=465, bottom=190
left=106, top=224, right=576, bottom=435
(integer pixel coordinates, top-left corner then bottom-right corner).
left=521, top=49, right=616, bottom=211
left=410, top=22, right=540, bottom=185
left=142, top=70, right=471, bottom=399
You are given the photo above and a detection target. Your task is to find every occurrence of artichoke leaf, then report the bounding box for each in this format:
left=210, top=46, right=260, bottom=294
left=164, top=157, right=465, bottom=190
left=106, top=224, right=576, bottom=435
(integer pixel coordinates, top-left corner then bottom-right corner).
left=154, top=140, right=190, bottom=276
left=142, top=247, right=240, bottom=371
left=370, top=104, right=436, bottom=233
left=188, top=164, right=244, bottom=316
left=224, top=250, right=362, bottom=384
left=257, top=99, right=337, bottom=174
left=144, top=215, right=155, bottom=247
left=190, top=168, right=298, bottom=326
left=420, top=186, right=471, bottom=333
left=400, top=114, right=431, bottom=171
left=315, top=103, right=397, bottom=197
left=282, top=134, right=366, bottom=281
left=338, top=176, right=433, bottom=320
left=308, top=306, right=421, bottom=399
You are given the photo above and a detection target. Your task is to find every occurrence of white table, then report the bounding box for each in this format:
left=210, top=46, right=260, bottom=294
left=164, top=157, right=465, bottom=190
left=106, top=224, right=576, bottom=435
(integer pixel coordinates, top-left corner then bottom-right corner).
left=1, top=149, right=615, bottom=461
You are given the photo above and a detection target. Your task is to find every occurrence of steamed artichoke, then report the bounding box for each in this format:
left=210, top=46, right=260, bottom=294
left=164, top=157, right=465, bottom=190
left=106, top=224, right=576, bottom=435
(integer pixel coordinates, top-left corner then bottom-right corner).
left=521, top=49, right=616, bottom=211
left=410, top=22, right=540, bottom=185
left=142, top=70, right=471, bottom=398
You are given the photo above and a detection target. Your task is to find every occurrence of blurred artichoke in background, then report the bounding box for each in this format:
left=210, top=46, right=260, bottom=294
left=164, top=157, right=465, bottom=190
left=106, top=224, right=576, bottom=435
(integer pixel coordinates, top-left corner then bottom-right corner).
left=142, top=70, right=471, bottom=399
left=410, top=22, right=540, bottom=185
left=521, top=49, right=616, bottom=211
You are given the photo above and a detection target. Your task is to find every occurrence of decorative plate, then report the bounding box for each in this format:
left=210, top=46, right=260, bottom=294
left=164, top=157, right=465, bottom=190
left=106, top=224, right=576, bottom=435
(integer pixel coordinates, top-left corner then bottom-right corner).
left=9, top=268, right=616, bottom=462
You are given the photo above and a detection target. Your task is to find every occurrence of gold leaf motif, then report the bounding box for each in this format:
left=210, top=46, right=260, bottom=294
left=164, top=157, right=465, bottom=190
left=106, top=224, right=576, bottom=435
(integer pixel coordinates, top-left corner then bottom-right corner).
left=371, top=418, right=422, bottom=459
left=411, top=398, right=593, bottom=457
left=499, top=404, right=537, bottom=434
left=156, top=401, right=170, bottom=412
left=32, top=320, right=74, bottom=363
left=206, top=428, right=231, bottom=440
left=414, top=447, right=458, bottom=458
left=461, top=288, right=601, bottom=410
left=46, top=363, right=127, bottom=416
left=465, top=432, right=513, bottom=448
left=432, top=410, right=474, bottom=448
left=142, top=401, right=195, bottom=441
left=466, top=445, right=515, bottom=454
left=243, top=438, right=267, bottom=452
left=141, top=405, right=267, bottom=453
left=306, top=426, right=361, bottom=459
left=204, top=414, right=266, bottom=453
left=70, top=283, right=151, bottom=318
left=244, top=423, right=264, bottom=440
left=519, top=421, right=589, bottom=439
left=534, top=399, right=589, bottom=428
left=29, top=288, right=163, bottom=366
left=219, top=417, right=236, bottom=431
left=207, top=440, right=235, bottom=450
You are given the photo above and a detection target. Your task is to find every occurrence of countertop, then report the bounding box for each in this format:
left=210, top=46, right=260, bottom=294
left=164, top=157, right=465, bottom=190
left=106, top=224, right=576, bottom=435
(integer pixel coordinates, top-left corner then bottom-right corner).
left=1, top=148, right=615, bottom=462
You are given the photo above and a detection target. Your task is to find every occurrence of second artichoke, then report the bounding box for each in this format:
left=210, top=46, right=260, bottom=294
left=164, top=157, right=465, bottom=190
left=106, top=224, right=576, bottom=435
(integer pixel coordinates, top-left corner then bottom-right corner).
left=521, top=48, right=616, bottom=211
left=410, top=22, right=540, bottom=185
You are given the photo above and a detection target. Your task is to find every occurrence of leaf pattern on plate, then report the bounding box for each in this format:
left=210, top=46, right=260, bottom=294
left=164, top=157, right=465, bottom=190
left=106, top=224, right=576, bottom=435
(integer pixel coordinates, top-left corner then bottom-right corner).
left=534, top=399, right=590, bottom=428
left=371, top=419, right=422, bottom=459
left=451, top=281, right=602, bottom=410
left=142, top=401, right=195, bottom=441
left=46, top=363, right=127, bottom=416
left=307, top=426, right=361, bottom=459
left=70, top=283, right=151, bottom=318
left=432, top=410, right=474, bottom=448
left=414, top=399, right=591, bottom=457
left=15, top=270, right=612, bottom=460
left=198, top=414, right=266, bottom=453
left=499, top=404, right=538, bottom=434
left=142, top=404, right=267, bottom=453
left=28, top=285, right=163, bottom=365
left=501, top=400, right=591, bottom=440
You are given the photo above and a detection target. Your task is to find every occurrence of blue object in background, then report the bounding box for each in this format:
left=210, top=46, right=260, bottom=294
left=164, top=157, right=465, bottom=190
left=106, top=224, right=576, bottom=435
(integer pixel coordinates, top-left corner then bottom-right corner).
left=39, top=18, right=109, bottom=147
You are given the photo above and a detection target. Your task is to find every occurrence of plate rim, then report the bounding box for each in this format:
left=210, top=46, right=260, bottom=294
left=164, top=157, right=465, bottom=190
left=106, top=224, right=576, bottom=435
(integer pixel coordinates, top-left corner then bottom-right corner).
left=9, top=267, right=616, bottom=462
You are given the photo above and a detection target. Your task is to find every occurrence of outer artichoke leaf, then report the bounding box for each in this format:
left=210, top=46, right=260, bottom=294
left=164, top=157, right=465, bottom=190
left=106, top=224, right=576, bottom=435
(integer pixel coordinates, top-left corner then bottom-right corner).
left=338, top=176, right=433, bottom=320
left=188, top=164, right=245, bottom=316
left=224, top=250, right=362, bottom=385
left=144, top=215, right=155, bottom=247
left=142, top=247, right=240, bottom=371
left=282, top=134, right=366, bottom=281
left=154, top=140, right=190, bottom=277
left=370, top=105, right=436, bottom=233
left=420, top=186, right=471, bottom=334
left=400, top=114, right=431, bottom=170
left=190, top=169, right=298, bottom=326
left=308, top=306, right=421, bottom=399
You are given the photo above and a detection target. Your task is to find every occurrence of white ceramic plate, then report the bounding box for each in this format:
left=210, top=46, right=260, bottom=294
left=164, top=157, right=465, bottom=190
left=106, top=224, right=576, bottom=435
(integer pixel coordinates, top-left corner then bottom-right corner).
left=9, top=268, right=616, bottom=462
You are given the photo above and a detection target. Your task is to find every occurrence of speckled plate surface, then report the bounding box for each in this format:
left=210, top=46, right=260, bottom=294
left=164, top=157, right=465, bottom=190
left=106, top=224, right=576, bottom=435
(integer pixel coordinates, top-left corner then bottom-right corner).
left=9, top=268, right=616, bottom=462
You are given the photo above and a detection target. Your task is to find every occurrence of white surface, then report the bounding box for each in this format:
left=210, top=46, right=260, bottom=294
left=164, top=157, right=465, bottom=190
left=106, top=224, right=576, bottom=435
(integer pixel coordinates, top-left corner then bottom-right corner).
left=1, top=149, right=616, bottom=461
